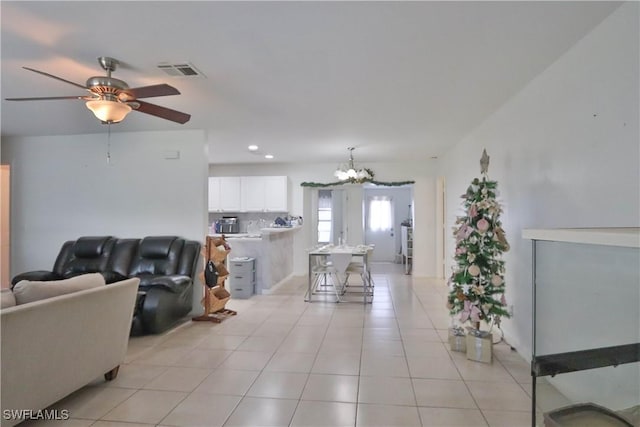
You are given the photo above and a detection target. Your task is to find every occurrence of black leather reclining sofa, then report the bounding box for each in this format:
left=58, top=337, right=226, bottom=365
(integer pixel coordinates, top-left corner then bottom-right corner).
left=11, top=236, right=201, bottom=335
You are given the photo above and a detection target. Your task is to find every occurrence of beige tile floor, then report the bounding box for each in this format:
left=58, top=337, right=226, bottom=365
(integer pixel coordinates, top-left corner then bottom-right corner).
left=22, top=263, right=569, bottom=427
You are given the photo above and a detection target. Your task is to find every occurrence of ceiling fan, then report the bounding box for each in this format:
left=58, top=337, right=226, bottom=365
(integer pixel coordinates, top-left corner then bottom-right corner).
left=5, top=56, right=190, bottom=124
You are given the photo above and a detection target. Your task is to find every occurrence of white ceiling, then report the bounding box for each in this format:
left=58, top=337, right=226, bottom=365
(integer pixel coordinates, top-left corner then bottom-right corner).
left=1, top=1, right=620, bottom=164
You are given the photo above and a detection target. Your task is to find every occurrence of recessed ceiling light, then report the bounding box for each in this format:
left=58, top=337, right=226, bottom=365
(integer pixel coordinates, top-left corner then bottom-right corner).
left=248, top=145, right=259, bottom=151
left=265, top=154, right=274, bottom=159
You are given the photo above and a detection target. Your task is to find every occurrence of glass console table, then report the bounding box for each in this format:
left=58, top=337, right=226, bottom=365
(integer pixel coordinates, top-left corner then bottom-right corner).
left=523, top=228, right=639, bottom=426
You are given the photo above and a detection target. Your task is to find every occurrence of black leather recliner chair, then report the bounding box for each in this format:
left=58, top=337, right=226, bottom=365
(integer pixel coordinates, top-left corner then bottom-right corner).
left=11, top=235, right=201, bottom=336
left=11, top=236, right=118, bottom=283
left=126, top=236, right=200, bottom=335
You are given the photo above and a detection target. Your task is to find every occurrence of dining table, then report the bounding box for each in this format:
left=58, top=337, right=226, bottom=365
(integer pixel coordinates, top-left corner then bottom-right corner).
left=306, top=244, right=374, bottom=303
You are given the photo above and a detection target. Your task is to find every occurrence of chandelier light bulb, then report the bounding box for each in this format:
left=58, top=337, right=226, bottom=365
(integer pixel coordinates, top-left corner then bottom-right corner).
left=334, top=147, right=372, bottom=183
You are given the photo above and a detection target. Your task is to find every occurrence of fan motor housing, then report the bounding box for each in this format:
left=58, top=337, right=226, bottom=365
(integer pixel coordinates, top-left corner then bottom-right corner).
left=86, top=76, right=129, bottom=93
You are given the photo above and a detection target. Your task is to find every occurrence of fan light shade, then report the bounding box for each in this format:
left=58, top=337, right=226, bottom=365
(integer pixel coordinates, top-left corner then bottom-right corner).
left=86, top=99, right=132, bottom=123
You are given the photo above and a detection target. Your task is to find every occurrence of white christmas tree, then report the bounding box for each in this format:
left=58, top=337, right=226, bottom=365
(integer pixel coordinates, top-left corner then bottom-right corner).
left=447, top=150, right=510, bottom=330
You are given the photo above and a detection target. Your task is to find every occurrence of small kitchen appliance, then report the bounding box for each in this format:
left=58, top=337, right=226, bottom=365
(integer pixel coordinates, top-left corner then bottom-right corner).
left=217, top=216, right=239, bottom=234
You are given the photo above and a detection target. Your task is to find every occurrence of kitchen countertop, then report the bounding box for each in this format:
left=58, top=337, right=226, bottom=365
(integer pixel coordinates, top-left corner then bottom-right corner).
left=212, top=233, right=261, bottom=241
left=210, top=225, right=301, bottom=241
left=261, top=226, right=301, bottom=235
left=210, top=226, right=298, bottom=295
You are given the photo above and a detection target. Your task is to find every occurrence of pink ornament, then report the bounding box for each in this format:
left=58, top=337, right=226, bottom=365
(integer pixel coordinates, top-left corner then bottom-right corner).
left=456, top=224, right=473, bottom=242
left=460, top=300, right=481, bottom=323
left=477, top=218, right=490, bottom=233
left=469, top=204, right=478, bottom=218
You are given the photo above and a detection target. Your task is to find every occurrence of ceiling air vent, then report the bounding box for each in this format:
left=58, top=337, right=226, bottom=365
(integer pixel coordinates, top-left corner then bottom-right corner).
left=157, top=62, right=205, bottom=78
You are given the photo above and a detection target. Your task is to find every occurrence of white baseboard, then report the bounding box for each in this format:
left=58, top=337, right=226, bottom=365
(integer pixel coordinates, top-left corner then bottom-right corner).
left=259, top=273, right=295, bottom=295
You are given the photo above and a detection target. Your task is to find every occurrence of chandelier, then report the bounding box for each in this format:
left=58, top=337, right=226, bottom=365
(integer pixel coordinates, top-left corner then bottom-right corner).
left=334, top=147, right=373, bottom=183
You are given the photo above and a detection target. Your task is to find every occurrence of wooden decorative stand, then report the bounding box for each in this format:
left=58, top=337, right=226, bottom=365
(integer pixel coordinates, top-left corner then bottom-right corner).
left=193, top=236, right=237, bottom=323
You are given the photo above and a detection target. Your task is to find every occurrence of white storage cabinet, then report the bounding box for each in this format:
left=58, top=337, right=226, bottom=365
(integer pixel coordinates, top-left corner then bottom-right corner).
left=228, top=258, right=256, bottom=299
left=401, top=225, right=413, bottom=274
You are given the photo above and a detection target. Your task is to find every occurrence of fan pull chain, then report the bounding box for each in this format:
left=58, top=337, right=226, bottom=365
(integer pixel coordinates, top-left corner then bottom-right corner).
left=106, top=123, right=112, bottom=164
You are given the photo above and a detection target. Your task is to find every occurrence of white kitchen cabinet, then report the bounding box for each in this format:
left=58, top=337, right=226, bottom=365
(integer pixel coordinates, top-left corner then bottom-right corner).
left=240, top=177, right=265, bottom=212
left=208, top=177, right=241, bottom=212
left=208, top=177, right=220, bottom=212
left=210, top=176, right=287, bottom=212
left=264, top=176, right=288, bottom=212
left=219, top=177, right=241, bottom=211
left=240, top=176, right=288, bottom=212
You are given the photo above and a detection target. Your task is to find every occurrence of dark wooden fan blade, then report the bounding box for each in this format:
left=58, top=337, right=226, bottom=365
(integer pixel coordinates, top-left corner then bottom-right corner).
left=123, top=84, right=180, bottom=99
left=131, top=100, right=190, bottom=124
left=5, top=95, right=91, bottom=101
left=23, top=67, right=89, bottom=91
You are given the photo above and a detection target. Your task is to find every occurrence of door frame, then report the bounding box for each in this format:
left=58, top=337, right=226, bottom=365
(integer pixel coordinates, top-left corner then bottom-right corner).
left=436, top=176, right=446, bottom=279
left=1, top=165, right=10, bottom=287
left=363, top=185, right=413, bottom=263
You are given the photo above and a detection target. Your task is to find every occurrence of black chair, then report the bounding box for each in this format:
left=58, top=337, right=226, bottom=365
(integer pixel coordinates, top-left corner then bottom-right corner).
left=11, top=235, right=201, bottom=336
left=127, top=236, right=200, bottom=335
left=11, top=236, right=116, bottom=285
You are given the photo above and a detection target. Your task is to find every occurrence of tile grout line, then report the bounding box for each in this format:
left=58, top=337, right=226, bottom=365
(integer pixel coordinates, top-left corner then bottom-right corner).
left=394, top=274, right=428, bottom=426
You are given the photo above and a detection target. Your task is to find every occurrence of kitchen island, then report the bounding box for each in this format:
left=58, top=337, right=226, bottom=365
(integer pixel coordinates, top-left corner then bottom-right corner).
left=210, top=226, right=300, bottom=294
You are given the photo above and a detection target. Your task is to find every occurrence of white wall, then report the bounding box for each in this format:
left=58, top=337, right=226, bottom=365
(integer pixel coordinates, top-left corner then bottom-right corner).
left=439, top=2, right=638, bottom=408
left=2, top=129, right=209, bottom=310
left=210, top=160, right=437, bottom=277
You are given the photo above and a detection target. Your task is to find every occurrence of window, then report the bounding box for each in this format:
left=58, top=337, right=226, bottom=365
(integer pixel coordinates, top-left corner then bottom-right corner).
left=368, top=196, right=392, bottom=232
left=317, top=190, right=332, bottom=243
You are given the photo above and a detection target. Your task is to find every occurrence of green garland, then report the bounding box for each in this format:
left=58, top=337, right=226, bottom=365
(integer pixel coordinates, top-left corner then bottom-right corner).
left=301, top=179, right=414, bottom=187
